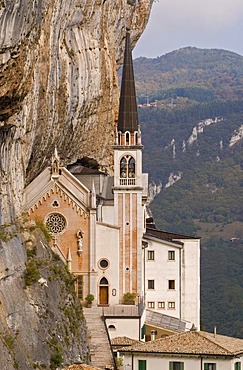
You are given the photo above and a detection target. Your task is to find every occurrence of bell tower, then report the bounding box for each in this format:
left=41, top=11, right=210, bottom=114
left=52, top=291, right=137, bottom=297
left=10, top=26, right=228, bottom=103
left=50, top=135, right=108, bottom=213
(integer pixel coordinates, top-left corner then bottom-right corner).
left=113, top=30, right=147, bottom=301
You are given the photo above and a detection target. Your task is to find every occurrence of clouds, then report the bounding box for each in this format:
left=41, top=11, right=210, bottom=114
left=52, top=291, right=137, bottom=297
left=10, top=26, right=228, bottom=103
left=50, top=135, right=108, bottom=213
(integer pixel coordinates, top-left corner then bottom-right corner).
left=160, top=0, right=243, bottom=30
left=134, top=0, right=243, bottom=58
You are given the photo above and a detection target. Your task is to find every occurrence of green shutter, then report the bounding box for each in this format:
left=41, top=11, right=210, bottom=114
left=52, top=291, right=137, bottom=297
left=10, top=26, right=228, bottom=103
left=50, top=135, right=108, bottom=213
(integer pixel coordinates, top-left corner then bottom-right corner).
left=180, top=363, right=184, bottom=370
left=204, top=364, right=209, bottom=370
left=138, top=360, right=146, bottom=370
left=169, top=362, right=173, bottom=370
left=235, top=362, right=241, bottom=370
left=141, top=325, right=146, bottom=339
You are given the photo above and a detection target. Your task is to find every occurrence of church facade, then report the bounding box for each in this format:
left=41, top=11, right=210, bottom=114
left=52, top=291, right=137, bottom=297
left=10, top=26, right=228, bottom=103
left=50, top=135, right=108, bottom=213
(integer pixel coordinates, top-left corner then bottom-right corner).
left=23, top=31, right=200, bottom=334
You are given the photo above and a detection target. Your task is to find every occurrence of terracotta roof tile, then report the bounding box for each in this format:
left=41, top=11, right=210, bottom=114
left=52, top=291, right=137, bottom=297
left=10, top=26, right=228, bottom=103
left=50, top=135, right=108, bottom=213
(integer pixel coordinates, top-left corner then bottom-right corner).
left=62, top=364, right=101, bottom=370
left=120, top=331, right=243, bottom=356
left=111, top=336, right=143, bottom=346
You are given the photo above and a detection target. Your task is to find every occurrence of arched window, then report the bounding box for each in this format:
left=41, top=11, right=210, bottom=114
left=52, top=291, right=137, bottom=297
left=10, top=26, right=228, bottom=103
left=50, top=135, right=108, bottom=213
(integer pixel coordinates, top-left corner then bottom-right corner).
left=120, top=157, right=127, bottom=178
left=120, top=156, right=135, bottom=178
left=100, top=277, right=109, bottom=285
left=134, top=131, right=138, bottom=145
left=128, top=157, right=135, bottom=178
left=125, top=132, right=130, bottom=145
left=118, top=131, right=122, bottom=145
left=119, top=155, right=136, bottom=185
left=108, top=325, right=116, bottom=331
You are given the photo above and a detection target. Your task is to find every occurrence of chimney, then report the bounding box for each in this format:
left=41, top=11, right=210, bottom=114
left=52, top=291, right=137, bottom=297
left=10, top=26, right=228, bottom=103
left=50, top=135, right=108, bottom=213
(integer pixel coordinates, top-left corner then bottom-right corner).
left=214, top=326, right=217, bottom=337
left=150, top=330, right=156, bottom=341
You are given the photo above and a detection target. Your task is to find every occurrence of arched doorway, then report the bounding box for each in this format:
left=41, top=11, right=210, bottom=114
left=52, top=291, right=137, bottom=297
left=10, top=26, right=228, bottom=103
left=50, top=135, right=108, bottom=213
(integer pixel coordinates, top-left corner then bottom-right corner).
left=99, top=277, right=109, bottom=305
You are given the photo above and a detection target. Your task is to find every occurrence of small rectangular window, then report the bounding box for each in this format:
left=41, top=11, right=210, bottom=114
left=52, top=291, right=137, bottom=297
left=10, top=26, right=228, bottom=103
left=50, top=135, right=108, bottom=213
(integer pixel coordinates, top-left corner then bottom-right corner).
left=168, top=250, right=175, bottom=260
left=169, top=361, right=184, bottom=370
left=147, top=301, right=155, bottom=309
left=168, top=301, right=175, bottom=309
left=148, top=250, right=155, bottom=260
left=158, top=301, right=165, bottom=309
left=148, top=279, right=155, bottom=289
left=138, top=360, right=147, bottom=370
left=168, top=280, right=175, bottom=289
left=204, top=364, right=216, bottom=370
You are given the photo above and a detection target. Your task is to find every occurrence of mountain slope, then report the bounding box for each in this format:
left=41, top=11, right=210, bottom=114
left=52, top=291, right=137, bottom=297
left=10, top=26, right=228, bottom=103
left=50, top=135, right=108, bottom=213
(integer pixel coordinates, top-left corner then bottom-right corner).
left=134, top=47, right=243, bottom=338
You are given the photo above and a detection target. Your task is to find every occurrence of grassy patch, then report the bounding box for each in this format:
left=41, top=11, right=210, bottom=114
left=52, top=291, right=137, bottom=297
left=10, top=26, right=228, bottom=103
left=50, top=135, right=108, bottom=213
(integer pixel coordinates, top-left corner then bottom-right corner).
left=24, top=259, right=40, bottom=287
left=3, top=334, right=15, bottom=350
left=35, top=218, right=52, bottom=242
left=46, top=337, right=63, bottom=370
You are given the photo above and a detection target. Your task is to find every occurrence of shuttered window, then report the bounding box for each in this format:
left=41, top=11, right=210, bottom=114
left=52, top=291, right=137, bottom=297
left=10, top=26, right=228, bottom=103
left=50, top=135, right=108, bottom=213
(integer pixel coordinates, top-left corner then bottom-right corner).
left=141, top=325, right=146, bottom=339
left=235, top=363, right=241, bottom=370
left=204, top=364, right=216, bottom=370
left=138, top=360, right=146, bottom=370
left=169, top=361, right=184, bottom=370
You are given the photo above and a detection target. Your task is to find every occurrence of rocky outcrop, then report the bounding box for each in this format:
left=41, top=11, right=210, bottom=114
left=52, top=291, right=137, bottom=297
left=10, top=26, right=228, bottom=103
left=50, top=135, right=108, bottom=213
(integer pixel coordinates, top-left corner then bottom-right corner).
left=0, top=1, right=152, bottom=368
left=0, top=0, right=152, bottom=224
left=0, top=226, right=89, bottom=370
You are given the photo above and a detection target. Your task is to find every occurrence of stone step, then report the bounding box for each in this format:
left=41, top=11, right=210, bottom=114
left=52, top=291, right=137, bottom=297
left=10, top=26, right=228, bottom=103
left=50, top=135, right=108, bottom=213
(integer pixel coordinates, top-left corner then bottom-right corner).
left=83, top=307, right=114, bottom=370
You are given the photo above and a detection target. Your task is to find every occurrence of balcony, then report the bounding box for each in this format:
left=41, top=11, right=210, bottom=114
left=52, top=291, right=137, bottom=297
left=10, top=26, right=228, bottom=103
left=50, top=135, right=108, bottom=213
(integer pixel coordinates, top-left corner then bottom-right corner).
left=119, top=178, right=136, bottom=186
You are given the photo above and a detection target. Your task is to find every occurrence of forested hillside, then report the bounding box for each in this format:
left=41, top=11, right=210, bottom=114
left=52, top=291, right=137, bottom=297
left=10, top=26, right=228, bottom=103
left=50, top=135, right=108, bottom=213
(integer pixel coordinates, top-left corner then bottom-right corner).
left=134, top=47, right=243, bottom=338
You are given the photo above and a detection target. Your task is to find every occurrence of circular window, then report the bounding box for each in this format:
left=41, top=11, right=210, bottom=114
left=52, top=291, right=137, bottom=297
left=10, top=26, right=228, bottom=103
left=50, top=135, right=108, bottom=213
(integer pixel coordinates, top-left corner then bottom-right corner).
left=46, top=213, right=66, bottom=234
left=99, top=259, right=109, bottom=269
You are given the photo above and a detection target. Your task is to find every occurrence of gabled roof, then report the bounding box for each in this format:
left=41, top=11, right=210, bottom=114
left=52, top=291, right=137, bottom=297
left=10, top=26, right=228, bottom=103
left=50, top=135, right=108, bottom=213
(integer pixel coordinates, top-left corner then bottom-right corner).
left=111, top=336, right=143, bottom=347
left=24, top=167, right=90, bottom=215
left=120, top=331, right=243, bottom=357
left=117, top=30, right=138, bottom=133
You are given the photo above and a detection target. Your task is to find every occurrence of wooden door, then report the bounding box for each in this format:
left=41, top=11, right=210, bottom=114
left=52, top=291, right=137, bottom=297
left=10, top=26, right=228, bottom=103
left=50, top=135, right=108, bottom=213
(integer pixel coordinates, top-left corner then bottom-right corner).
left=99, top=286, right=108, bottom=305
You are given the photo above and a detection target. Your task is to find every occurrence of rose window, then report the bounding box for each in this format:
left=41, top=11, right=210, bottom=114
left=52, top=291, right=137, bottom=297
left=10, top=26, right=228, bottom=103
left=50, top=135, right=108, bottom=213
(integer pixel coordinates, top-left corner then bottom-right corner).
left=46, top=213, right=66, bottom=234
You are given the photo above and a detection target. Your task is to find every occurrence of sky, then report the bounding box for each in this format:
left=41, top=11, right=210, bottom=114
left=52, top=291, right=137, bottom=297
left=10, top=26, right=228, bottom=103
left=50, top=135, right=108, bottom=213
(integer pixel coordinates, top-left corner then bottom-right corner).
left=134, top=0, right=243, bottom=59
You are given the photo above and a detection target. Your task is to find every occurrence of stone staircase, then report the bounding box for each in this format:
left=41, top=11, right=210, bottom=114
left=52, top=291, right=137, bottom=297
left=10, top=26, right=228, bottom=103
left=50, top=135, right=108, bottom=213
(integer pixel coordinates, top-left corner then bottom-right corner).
left=83, top=307, right=115, bottom=370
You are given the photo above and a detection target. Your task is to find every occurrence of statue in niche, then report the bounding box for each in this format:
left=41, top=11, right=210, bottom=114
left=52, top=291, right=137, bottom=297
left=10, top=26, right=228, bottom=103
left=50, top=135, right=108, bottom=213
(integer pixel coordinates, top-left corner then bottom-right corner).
left=77, top=229, right=83, bottom=255
left=51, top=147, right=60, bottom=178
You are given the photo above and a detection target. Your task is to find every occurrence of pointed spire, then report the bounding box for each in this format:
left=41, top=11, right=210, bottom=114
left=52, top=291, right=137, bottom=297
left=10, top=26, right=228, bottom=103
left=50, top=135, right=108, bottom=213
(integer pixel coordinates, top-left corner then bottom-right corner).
left=51, top=146, right=60, bottom=178
left=91, top=180, right=96, bottom=209
left=67, top=248, right=72, bottom=271
left=118, top=30, right=138, bottom=133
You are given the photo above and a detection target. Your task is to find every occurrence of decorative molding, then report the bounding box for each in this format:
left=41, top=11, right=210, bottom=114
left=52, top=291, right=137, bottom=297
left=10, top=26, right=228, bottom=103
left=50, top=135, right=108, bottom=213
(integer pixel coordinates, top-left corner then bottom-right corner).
left=26, top=181, right=89, bottom=218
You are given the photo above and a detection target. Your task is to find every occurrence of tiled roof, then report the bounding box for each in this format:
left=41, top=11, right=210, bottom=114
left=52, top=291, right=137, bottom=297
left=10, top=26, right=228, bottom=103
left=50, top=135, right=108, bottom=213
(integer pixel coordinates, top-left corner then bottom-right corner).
left=120, top=331, right=243, bottom=356
left=145, top=310, right=186, bottom=333
left=111, top=336, right=143, bottom=347
left=62, top=365, right=101, bottom=370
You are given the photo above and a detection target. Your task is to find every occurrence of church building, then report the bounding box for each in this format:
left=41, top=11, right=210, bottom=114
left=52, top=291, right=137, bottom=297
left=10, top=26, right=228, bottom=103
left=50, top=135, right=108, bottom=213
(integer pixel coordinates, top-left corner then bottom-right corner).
left=23, top=31, right=200, bottom=337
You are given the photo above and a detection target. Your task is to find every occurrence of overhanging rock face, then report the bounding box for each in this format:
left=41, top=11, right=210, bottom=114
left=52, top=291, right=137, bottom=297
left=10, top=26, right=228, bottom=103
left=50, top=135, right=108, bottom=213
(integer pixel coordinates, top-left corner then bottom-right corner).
left=0, top=0, right=152, bottom=223
left=0, top=1, right=153, bottom=368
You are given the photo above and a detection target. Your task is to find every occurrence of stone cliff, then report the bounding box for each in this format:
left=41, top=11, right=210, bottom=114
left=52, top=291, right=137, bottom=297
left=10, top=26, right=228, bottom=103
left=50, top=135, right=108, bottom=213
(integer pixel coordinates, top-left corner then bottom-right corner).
left=0, top=1, right=152, bottom=368
left=0, top=0, right=152, bottom=223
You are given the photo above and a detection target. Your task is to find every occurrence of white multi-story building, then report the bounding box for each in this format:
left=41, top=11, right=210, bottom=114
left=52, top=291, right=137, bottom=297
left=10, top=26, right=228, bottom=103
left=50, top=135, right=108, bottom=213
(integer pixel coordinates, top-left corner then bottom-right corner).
left=143, top=227, right=200, bottom=331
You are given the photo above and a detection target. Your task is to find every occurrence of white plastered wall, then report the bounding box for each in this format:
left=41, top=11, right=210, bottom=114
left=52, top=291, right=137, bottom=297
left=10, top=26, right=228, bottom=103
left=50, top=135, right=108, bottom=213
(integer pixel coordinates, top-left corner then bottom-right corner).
left=122, top=353, right=236, bottom=370
left=96, top=222, right=120, bottom=305
left=180, top=239, right=200, bottom=329
left=144, top=238, right=181, bottom=318
left=106, top=317, right=141, bottom=341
